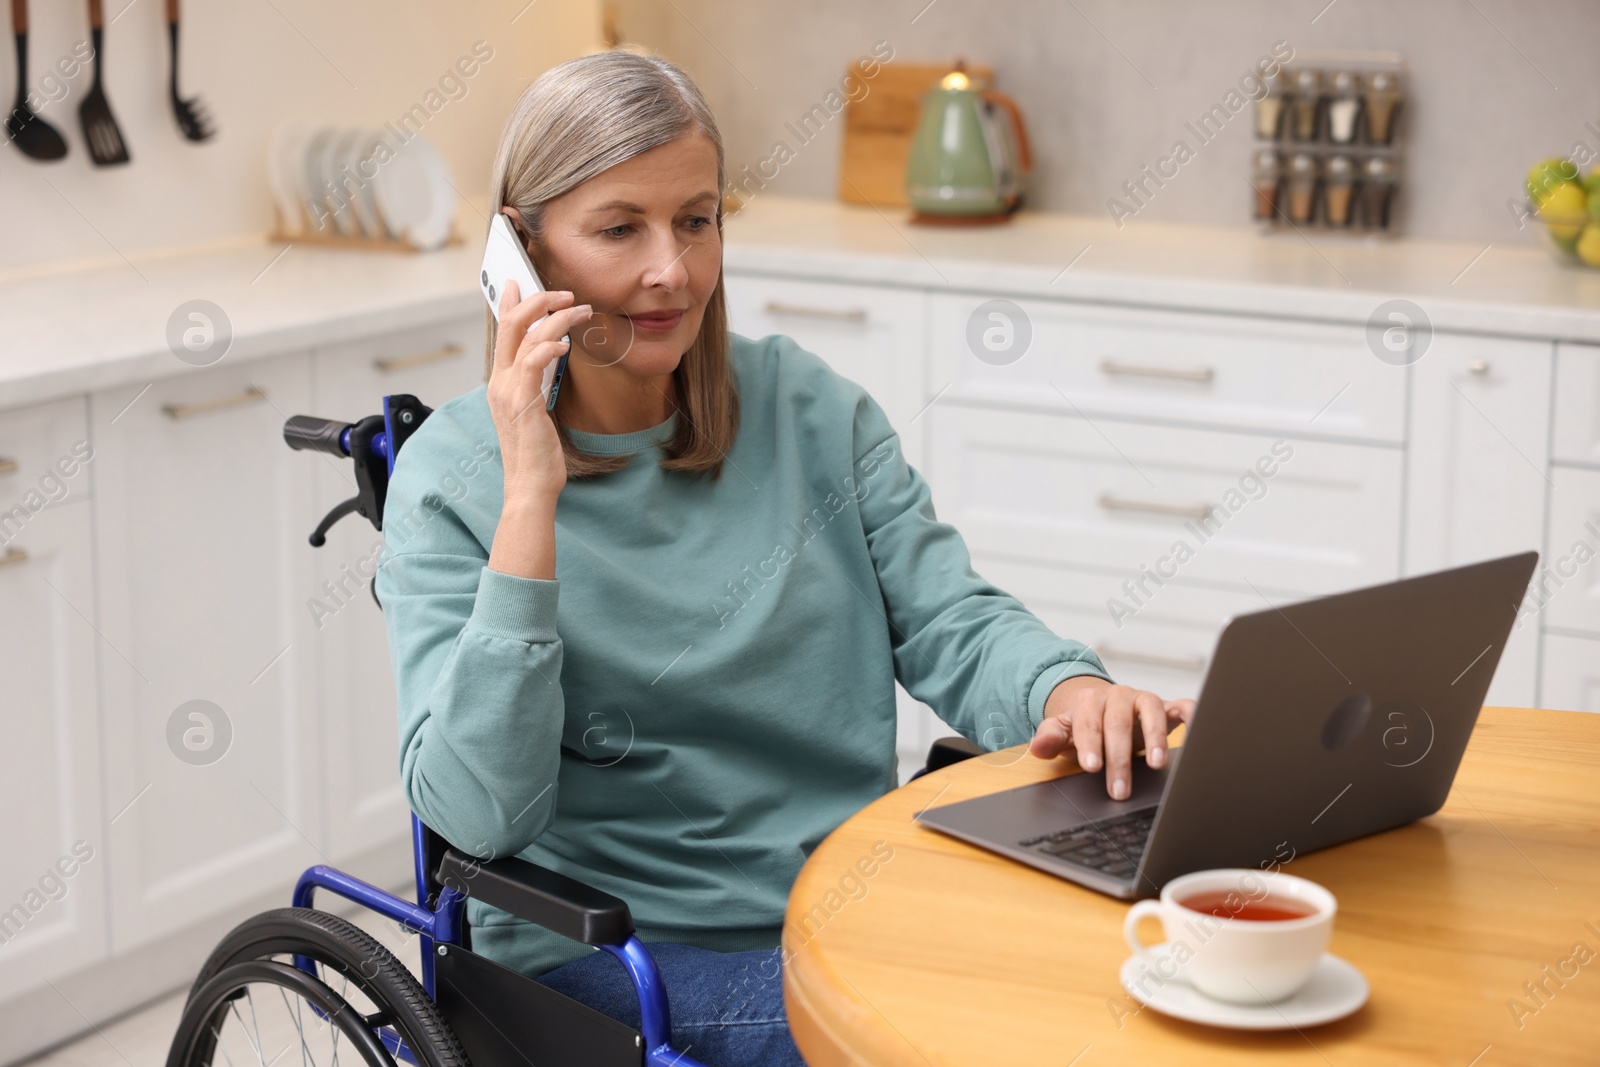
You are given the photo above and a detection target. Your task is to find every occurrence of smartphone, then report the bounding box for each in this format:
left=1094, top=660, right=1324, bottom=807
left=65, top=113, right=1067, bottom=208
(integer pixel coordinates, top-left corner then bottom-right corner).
left=479, top=212, right=568, bottom=411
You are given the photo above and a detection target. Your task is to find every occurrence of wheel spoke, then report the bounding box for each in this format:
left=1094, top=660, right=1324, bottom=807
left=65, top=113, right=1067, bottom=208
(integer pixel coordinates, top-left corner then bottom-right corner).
left=277, top=984, right=316, bottom=1067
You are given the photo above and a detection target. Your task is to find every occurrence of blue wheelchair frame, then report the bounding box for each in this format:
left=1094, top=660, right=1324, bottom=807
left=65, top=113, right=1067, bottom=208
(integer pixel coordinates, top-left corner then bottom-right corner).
left=282, top=394, right=704, bottom=1067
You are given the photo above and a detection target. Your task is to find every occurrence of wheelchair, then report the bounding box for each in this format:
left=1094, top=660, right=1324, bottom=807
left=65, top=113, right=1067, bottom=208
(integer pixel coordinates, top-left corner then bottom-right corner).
left=162, top=392, right=982, bottom=1067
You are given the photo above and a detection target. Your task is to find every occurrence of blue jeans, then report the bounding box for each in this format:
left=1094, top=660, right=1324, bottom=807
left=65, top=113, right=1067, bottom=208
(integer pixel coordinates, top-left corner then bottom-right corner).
left=532, top=942, right=805, bottom=1066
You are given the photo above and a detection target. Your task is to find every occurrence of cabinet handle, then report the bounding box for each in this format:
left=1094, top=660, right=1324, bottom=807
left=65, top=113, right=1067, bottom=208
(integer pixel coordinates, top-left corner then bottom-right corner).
left=1467, top=358, right=1489, bottom=376
left=0, top=457, right=16, bottom=475
left=0, top=546, right=28, bottom=568
left=762, top=301, right=868, bottom=324
left=1095, top=644, right=1207, bottom=672
left=1098, top=358, right=1214, bottom=384
left=374, top=343, right=464, bottom=373
left=161, top=385, right=268, bottom=421
left=1097, top=492, right=1213, bottom=520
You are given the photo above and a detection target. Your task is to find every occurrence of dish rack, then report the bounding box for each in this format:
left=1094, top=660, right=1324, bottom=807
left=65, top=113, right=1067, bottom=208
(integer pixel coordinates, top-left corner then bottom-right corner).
left=267, top=122, right=464, bottom=252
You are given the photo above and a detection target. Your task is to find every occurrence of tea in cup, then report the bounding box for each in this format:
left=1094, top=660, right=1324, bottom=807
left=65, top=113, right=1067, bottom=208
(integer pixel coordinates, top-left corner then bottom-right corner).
left=1122, top=868, right=1336, bottom=1004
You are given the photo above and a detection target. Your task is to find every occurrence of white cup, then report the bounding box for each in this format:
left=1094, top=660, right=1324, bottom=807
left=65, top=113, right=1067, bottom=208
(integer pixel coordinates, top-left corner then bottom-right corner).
left=1122, top=868, right=1336, bottom=1005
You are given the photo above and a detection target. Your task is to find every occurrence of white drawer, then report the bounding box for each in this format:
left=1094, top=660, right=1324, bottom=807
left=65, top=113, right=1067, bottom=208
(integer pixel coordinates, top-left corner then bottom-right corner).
left=1541, top=465, right=1600, bottom=636
left=928, top=294, right=1405, bottom=443
left=311, top=315, right=484, bottom=403
left=1553, top=341, right=1600, bottom=467
left=927, top=405, right=1402, bottom=596
left=0, top=395, right=92, bottom=528
left=976, top=557, right=1311, bottom=704
left=723, top=272, right=926, bottom=463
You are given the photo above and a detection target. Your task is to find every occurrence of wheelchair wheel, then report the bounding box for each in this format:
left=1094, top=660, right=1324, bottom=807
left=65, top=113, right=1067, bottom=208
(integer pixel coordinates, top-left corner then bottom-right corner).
left=166, top=908, right=468, bottom=1067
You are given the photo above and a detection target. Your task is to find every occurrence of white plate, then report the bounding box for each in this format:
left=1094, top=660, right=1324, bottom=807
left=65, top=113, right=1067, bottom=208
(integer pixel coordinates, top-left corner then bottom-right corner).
left=1119, top=946, right=1368, bottom=1030
left=373, top=131, right=455, bottom=250
left=335, top=127, right=380, bottom=238
left=267, top=120, right=312, bottom=235
left=318, top=128, right=359, bottom=237
left=300, top=125, right=337, bottom=234
left=351, top=127, right=387, bottom=238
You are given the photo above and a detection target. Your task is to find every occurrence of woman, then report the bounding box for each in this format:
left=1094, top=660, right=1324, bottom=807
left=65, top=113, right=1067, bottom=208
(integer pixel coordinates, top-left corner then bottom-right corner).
left=375, top=49, right=1195, bottom=1065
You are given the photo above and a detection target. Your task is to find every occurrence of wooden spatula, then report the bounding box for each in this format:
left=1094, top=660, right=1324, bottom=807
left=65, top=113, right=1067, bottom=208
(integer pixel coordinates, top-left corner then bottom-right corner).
left=79, top=0, right=129, bottom=165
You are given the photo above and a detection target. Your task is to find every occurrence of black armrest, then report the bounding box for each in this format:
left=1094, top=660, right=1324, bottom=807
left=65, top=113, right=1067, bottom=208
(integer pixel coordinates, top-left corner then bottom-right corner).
left=436, top=849, right=635, bottom=946
left=924, top=735, right=983, bottom=774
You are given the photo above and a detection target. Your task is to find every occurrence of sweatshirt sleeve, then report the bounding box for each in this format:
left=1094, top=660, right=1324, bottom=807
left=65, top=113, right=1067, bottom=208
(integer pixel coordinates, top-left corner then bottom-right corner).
left=375, top=439, right=566, bottom=862
left=849, top=391, right=1113, bottom=753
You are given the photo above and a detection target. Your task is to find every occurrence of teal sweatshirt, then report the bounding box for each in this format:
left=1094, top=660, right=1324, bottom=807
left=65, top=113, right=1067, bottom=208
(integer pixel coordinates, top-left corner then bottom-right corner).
left=374, top=331, right=1111, bottom=979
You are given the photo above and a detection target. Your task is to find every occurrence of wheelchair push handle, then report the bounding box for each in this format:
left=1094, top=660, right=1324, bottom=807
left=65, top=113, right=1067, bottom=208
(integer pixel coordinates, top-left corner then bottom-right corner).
left=281, top=395, right=433, bottom=546
left=283, top=414, right=352, bottom=457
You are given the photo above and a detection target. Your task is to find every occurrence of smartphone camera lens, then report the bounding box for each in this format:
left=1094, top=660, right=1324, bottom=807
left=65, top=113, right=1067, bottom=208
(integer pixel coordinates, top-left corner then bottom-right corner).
left=480, top=270, right=489, bottom=287
left=488, top=284, right=496, bottom=302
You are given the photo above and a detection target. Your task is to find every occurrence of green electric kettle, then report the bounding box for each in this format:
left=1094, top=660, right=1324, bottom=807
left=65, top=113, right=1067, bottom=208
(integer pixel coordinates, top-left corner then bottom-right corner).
left=905, top=63, right=1033, bottom=223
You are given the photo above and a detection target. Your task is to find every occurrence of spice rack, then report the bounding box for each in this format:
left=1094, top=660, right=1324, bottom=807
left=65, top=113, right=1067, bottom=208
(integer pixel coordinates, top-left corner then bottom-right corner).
left=1251, top=49, right=1404, bottom=235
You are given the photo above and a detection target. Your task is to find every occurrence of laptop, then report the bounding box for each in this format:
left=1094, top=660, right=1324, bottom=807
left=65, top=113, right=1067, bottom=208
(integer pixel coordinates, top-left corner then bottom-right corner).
left=914, top=551, right=1540, bottom=900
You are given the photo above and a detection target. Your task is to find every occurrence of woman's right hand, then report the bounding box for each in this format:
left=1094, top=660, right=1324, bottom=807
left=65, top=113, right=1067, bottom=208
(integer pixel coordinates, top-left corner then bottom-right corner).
left=487, top=281, right=593, bottom=504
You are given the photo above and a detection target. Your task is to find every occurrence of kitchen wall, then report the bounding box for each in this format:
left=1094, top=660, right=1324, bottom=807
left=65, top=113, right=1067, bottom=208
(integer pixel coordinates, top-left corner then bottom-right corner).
left=613, top=0, right=1600, bottom=244
left=0, top=0, right=600, bottom=277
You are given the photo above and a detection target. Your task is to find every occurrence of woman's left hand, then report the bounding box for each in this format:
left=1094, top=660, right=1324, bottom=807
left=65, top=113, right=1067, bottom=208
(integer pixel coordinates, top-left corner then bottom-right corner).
left=1028, top=676, right=1197, bottom=800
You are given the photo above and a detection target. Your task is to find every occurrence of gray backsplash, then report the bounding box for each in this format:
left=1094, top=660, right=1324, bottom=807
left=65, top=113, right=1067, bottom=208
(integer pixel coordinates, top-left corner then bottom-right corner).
left=615, top=0, right=1600, bottom=244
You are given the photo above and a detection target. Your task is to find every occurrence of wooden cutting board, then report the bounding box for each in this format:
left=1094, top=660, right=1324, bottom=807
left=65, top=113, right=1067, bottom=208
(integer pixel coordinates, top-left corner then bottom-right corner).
left=837, top=61, right=994, bottom=208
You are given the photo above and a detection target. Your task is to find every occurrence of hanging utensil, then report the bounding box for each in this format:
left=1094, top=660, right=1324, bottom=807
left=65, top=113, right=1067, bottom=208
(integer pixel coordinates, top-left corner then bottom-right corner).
left=6, top=0, right=68, bottom=160
left=165, top=0, right=212, bottom=141
left=79, top=0, right=129, bottom=165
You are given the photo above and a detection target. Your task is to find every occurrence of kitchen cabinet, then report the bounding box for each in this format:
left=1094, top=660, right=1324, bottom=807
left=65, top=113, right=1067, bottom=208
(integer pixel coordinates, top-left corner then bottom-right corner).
left=926, top=294, right=1405, bottom=443
left=926, top=404, right=1402, bottom=598
left=1403, top=334, right=1552, bottom=707
left=90, top=353, right=324, bottom=954
left=723, top=272, right=928, bottom=469
left=1553, top=341, right=1600, bottom=467
left=307, top=318, right=485, bottom=871
left=1543, top=465, right=1600, bottom=638
left=1540, top=632, right=1600, bottom=713
left=0, top=397, right=107, bottom=1004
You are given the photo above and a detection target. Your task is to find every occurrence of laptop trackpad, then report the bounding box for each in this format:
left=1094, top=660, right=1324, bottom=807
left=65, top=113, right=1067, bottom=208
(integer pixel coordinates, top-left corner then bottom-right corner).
left=920, top=754, right=1172, bottom=844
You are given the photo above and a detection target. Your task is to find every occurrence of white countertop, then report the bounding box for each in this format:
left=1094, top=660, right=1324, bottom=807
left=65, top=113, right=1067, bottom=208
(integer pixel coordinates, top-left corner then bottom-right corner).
left=3, top=194, right=1597, bottom=411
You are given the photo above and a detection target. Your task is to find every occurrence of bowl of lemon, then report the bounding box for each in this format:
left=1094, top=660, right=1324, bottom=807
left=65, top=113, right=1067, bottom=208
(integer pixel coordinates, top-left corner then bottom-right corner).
left=1527, top=158, right=1600, bottom=267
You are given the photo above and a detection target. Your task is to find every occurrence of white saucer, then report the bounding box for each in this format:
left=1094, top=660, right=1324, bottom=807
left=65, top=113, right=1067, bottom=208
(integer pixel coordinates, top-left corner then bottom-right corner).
left=1119, top=945, right=1368, bottom=1030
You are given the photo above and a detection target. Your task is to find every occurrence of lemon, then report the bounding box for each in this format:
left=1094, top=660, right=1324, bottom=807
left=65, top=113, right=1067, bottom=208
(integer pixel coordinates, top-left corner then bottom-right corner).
left=1577, top=224, right=1600, bottom=267
left=1538, top=181, right=1588, bottom=240
left=1584, top=168, right=1600, bottom=195
left=1590, top=187, right=1600, bottom=222
left=1527, top=157, right=1580, bottom=200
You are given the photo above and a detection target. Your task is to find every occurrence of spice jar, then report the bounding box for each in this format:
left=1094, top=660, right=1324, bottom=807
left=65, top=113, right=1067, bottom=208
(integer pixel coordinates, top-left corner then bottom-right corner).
left=1288, top=68, right=1323, bottom=142
left=1254, top=71, right=1286, bottom=140
left=1364, top=70, right=1402, bottom=145
left=1326, top=71, right=1364, bottom=145
left=1287, top=152, right=1320, bottom=223
left=1323, top=155, right=1356, bottom=226
left=1360, top=156, right=1397, bottom=229
left=1252, top=149, right=1284, bottom=219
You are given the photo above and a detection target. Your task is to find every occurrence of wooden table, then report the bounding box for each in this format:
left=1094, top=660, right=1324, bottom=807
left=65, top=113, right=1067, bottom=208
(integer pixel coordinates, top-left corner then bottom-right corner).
left=782, top=707, right=1600, bottom=1066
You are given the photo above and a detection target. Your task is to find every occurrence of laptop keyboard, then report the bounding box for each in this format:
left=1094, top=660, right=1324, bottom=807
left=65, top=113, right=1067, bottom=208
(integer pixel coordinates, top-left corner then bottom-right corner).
left=1018, top=807, right=1156, bottom=880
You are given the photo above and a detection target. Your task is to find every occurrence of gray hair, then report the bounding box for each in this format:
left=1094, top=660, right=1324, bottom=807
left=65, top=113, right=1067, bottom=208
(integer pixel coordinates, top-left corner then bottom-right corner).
left=488, top=49, right=725, bottom=251
left=483, top=50, right=738, bottom=481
